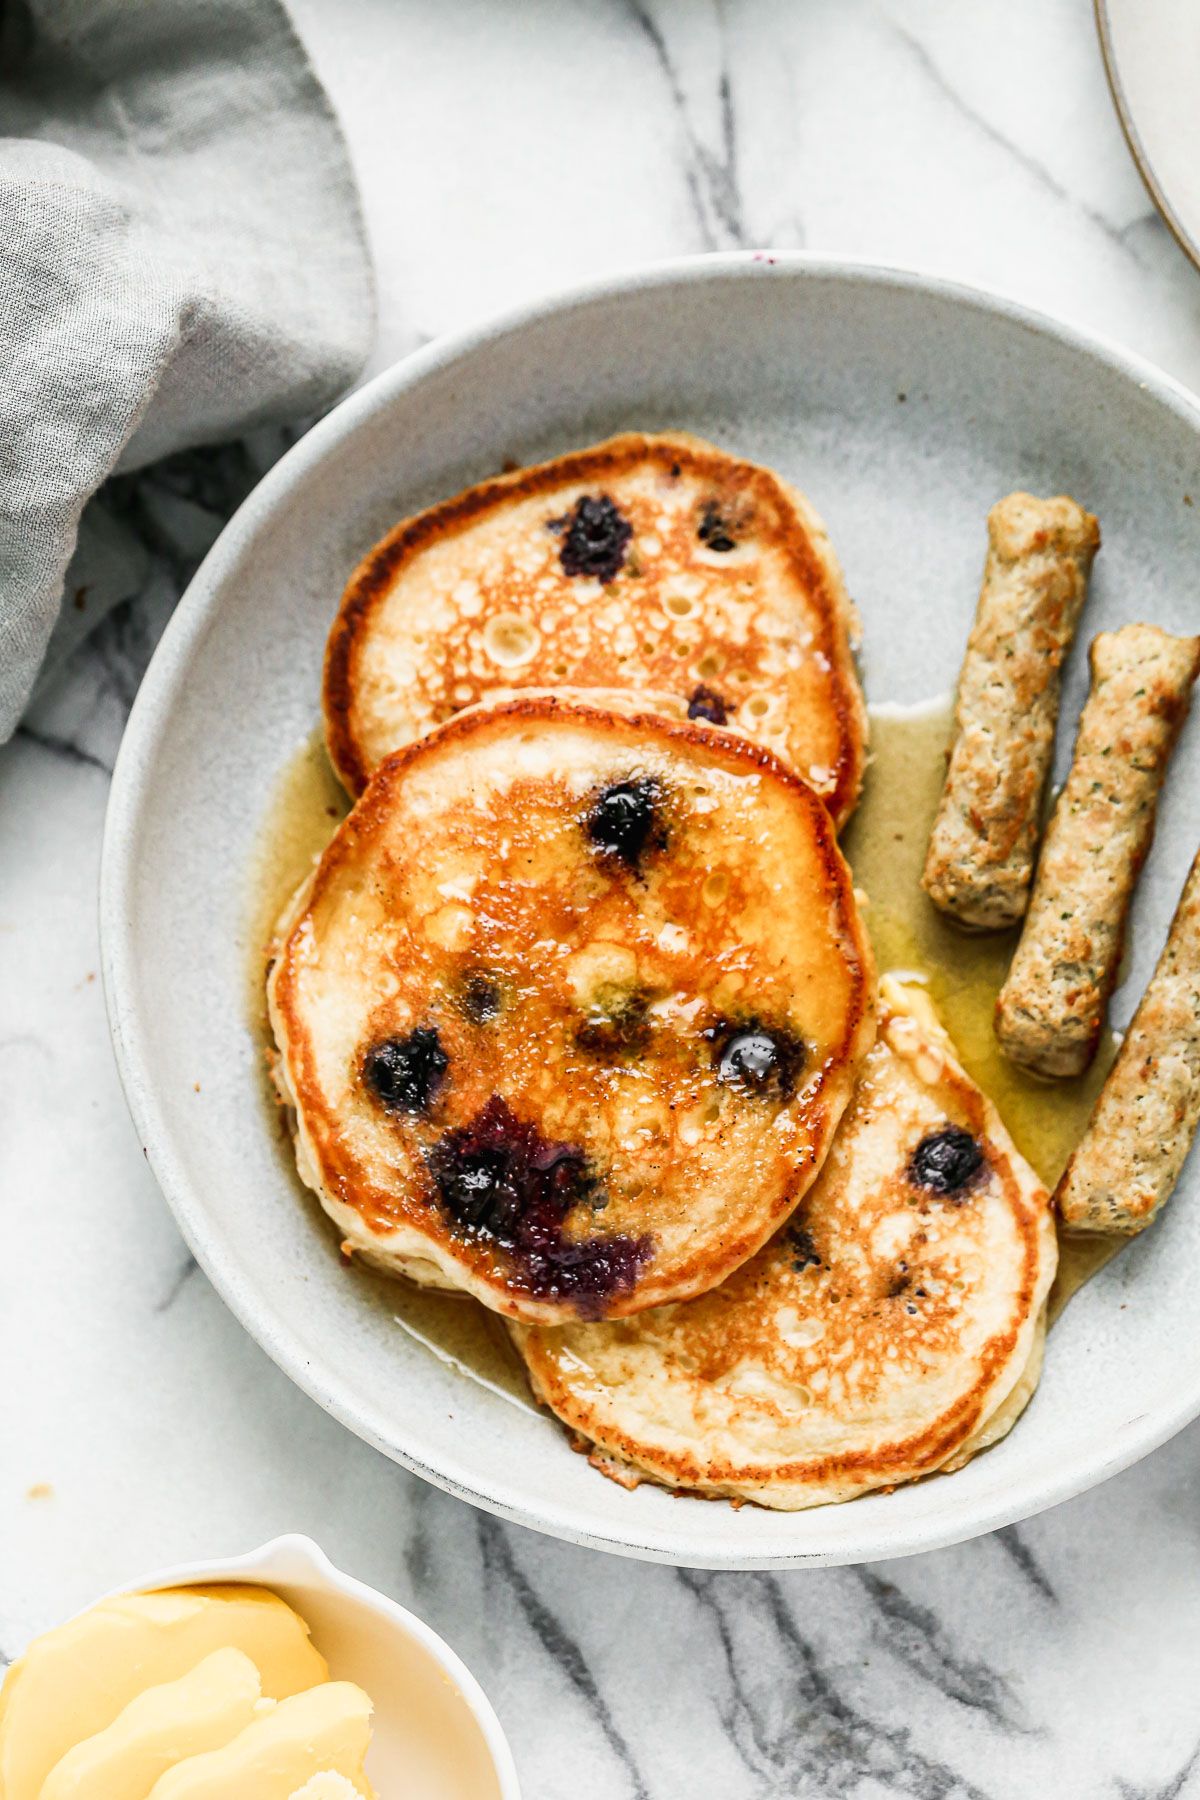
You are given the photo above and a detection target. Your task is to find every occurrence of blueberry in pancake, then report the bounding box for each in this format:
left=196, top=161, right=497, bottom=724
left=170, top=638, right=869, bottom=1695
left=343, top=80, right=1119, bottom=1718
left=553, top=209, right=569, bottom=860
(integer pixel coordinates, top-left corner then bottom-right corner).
left=268, top=697, right=875, bottom=1324
left=323, top=432, right=867, bottom=827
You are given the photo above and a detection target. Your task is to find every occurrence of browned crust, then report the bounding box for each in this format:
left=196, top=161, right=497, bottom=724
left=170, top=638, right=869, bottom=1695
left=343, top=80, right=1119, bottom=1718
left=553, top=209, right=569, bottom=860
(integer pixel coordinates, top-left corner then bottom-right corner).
left=270, top=696, right=875, bottom=1322
left=513, top=1002, right=1049, bottom=1500
left=323, top=432, right=866, bottom=824
left=1055, top=846, right=1200, bottom=1233
left=922, top=492, right=1100, bottom=931
left=996, top=624, right=1200, bottom=1077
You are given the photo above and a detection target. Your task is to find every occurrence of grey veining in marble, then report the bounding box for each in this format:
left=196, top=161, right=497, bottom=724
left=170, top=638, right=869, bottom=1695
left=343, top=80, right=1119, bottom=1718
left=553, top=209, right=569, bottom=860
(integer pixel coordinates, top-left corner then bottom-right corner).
left=4, top=2, right=1200, bottom=1796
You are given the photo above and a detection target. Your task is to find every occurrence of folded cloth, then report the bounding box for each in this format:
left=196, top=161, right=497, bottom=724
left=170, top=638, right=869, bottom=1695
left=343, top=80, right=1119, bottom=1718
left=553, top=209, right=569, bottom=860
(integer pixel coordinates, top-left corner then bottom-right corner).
left=0, top=0, right=374, bottom=740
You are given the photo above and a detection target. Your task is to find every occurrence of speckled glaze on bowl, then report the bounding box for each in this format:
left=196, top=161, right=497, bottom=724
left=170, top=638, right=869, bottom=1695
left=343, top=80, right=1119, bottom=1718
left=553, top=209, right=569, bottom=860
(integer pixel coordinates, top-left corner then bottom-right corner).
left=93, top=1534, right=519, bottom=1798
left=101, top=255, right=1200, bottom=1569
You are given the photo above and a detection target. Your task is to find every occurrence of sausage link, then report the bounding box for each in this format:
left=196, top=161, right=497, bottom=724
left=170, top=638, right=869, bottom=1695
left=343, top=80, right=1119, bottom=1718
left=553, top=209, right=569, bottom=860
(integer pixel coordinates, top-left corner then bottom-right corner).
left=996, top=625, right=1200, bottom=1076
left=1056, top=848, right=1200, bottom=1233
left=922, top=493, right=1099, bottom=930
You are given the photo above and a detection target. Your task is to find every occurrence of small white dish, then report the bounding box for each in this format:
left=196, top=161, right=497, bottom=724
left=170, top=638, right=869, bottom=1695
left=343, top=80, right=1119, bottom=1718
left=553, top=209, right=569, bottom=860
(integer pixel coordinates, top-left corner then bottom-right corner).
left=100, top=1533, right=520, bottom=1799
left=102, top=253, right=1200, bottom=1567
left=1097, top=0, right=1200, bottom=274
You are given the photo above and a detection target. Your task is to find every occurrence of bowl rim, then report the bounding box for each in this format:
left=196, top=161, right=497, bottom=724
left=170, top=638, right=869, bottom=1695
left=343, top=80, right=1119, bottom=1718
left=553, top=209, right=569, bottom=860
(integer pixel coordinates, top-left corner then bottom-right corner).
left=100, top=249, right=1200, bottom=1568
left=93, top=1532, right=522, bottom=1797
left=1094, top=0, right=1200, bottom=281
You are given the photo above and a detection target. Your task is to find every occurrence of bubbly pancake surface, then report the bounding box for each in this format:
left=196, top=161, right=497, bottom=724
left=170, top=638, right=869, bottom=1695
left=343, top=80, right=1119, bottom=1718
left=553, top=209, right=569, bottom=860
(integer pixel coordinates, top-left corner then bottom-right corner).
left=268, top=698, right=875, bottom=1324
left=324, top=432, right=867, bottom=825
left=513, top=981, right=1057, bottom=1502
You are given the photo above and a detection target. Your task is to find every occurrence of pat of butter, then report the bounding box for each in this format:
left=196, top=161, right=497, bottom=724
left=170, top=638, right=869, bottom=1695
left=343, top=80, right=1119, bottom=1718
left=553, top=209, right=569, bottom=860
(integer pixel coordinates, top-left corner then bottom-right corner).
left=0, top=1585, right=327, bottom=1800
left=291, top=1776, right=362, bottom=1799
left=147, top=1681, right=374, bottom=1799
left=38, top=1648, right=263, bottom=1800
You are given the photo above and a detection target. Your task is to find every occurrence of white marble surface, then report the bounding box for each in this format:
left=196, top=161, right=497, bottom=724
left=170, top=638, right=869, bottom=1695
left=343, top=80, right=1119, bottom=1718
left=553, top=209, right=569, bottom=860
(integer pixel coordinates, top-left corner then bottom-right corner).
left=4, top=2, right=1200, bottom=1795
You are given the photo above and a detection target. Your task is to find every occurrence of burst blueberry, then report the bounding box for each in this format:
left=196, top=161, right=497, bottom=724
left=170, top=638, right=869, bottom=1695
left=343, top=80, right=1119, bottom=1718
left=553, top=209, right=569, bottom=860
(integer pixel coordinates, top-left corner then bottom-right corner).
left=687, top=683, right=728, bottom=725
left=707, top=1018, right=805, bottom=1097
left=584, top=777, right=663, bottom=868
left=908, top=1125, right=985, bottom=1198
left=460, top=972, right=501, bottom=1023
left=363, top=1026, right=448, bottom=1115
left=698, top=502, right=737, bottom=552
left=786, top=1223, right=821, bottom=1272
left=426, top=1095, right=651, bottom=1312
left=556, top=494, right=633, bottom=583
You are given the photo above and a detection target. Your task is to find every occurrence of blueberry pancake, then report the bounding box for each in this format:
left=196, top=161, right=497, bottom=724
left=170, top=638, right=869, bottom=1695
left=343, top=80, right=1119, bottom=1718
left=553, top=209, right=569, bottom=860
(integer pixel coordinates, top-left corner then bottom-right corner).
left=323, top=432, right=867, bottom=826
left=512, top=979, right=1057, bottom=1504
left=268, top=697, right=875, bottom=1324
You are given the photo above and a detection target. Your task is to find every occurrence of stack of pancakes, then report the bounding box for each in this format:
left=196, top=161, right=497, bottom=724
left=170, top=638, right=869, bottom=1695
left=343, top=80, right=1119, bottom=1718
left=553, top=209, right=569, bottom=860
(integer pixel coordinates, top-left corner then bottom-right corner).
left=268, top=433, right=1057, bottom=1511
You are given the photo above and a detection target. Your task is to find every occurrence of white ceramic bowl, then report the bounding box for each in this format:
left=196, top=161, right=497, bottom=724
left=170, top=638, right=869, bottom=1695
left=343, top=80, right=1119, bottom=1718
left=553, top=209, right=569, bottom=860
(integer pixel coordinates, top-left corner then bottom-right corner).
left=105, top=1534, right=520, bottom=1798
left=102, top=253, right=1200, bottom=1567
left=1097, top=0, right=1200, bottom=276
